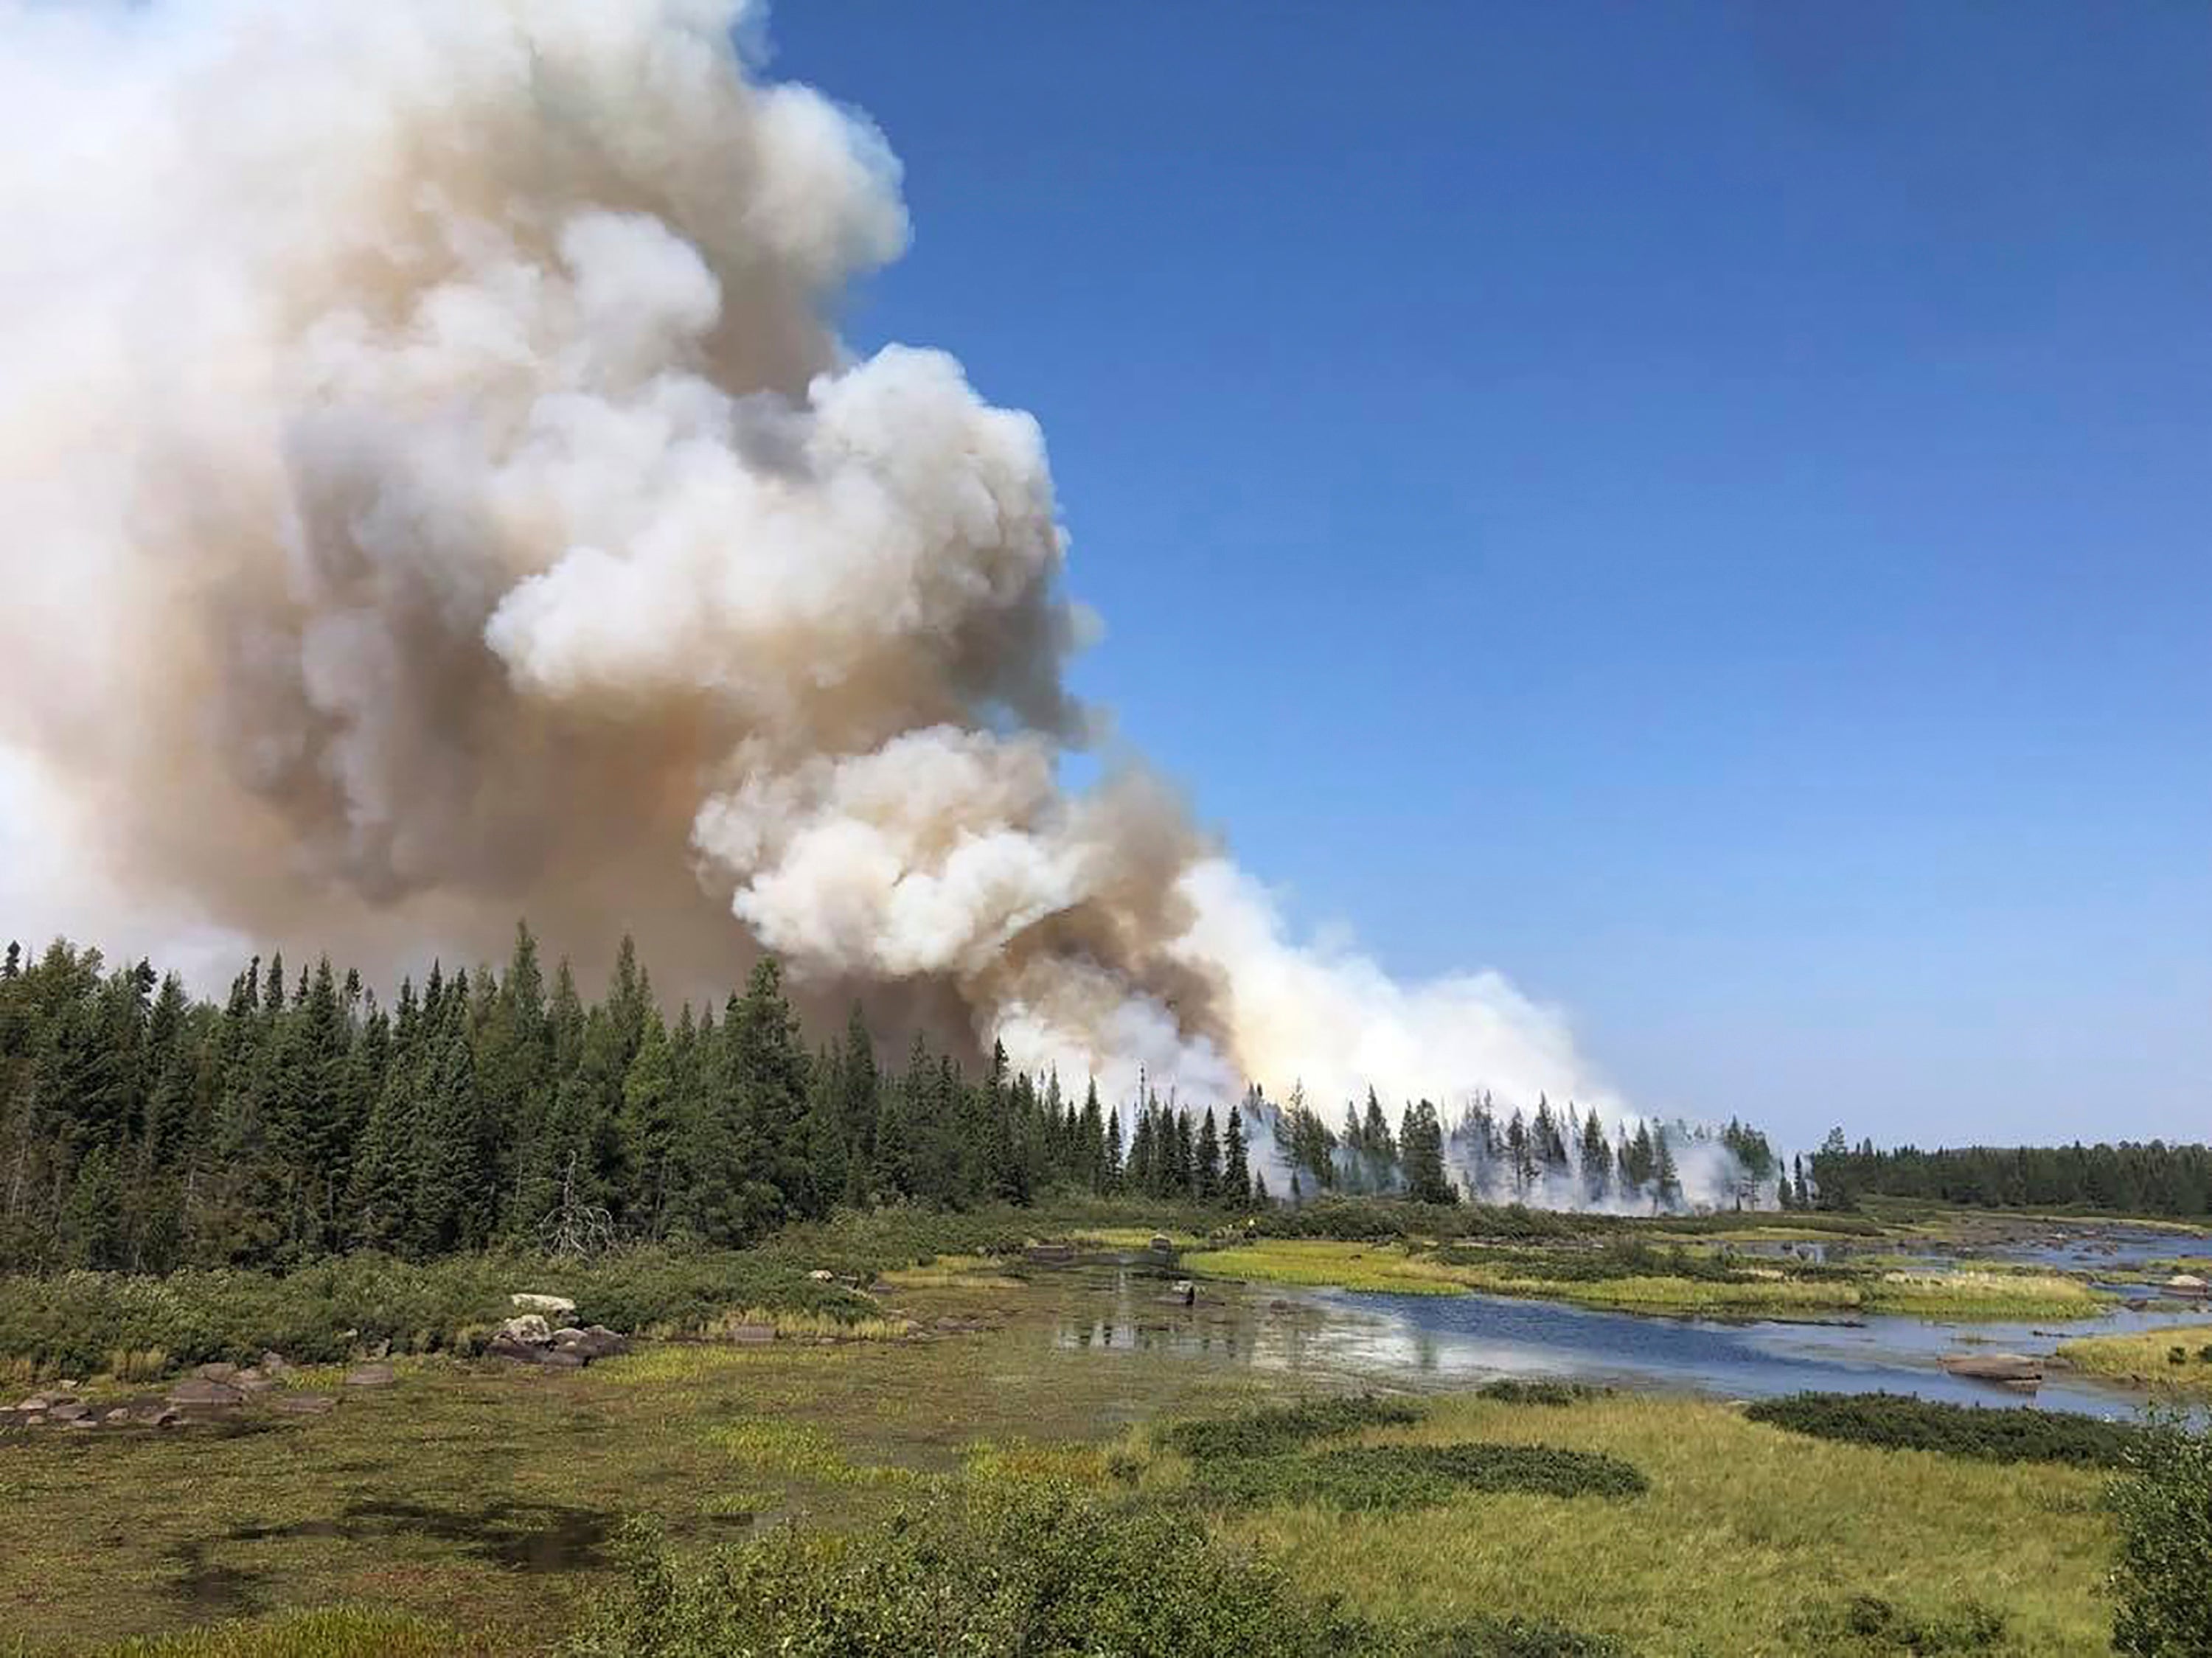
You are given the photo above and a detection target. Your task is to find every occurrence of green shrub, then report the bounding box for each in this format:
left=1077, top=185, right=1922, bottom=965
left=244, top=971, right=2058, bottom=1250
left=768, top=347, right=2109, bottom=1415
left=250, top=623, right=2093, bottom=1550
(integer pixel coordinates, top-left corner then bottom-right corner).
left=1162, top=1394, right=1422, bottom=1460
left=563, top=1481, right=1380, bottom=1657
left=1190, top=1443, right=1648, bottom=1511
left=2109, top=1412, right=2212, bottom=1656
left=1745, top=1392, right=2143, bottom=1467
left=563, top=1480, right=1628, bottom=1658
left=1473, top=1379, right=1612, bottom=1407
left=1787, top=1594, right=2006, bottom=1654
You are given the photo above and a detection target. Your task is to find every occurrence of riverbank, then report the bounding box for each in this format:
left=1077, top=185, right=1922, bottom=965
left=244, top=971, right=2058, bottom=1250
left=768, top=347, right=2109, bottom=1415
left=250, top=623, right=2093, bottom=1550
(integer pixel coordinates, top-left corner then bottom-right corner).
left=2, top=1268, right=2133, bottom=1657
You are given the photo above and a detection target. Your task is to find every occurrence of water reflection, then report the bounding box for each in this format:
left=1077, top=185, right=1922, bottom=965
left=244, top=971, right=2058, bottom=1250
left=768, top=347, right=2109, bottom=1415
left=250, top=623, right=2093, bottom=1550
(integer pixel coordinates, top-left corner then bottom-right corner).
left=1040, top=1264, right=2204, bottom=1418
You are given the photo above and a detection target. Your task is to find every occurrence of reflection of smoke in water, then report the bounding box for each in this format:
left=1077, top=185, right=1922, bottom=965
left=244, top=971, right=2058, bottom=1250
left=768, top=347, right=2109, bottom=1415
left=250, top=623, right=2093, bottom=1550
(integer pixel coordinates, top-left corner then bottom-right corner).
left=0, top=0, right=1759, bottom=1208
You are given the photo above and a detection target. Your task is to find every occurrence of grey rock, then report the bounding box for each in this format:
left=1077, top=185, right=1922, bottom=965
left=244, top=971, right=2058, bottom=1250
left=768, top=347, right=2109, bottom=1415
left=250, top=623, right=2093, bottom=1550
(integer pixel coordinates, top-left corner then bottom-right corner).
left=259, top=1351, right=293, bottom=1376
left=167, top=1377, right=248, bottom=1407
left=540, top=1346, right=587, bottom=1369
left=49, top=1400, right=88, bottom=1422
left=343, top=1362, right=396, bottom=1388
left=499, top=1314, right=553, bottom=1345
left=195, top=1362, right=240, bottom=1383
left=487, top=1336, right=546, bottom=1365
left=1939, top=1352, right=2044, bottom=1383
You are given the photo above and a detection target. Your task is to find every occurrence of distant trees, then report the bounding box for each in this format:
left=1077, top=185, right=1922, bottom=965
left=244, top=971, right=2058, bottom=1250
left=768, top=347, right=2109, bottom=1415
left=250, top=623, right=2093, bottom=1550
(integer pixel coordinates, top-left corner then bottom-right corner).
left=1803, top=1129, right=2212, bottom=1219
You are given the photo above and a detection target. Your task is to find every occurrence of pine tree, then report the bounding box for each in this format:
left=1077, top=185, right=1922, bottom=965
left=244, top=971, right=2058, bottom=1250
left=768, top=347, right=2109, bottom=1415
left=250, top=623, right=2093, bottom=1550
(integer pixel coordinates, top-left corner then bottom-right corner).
left=1196, top=1107, right=1222, bottom=1202
left=1223, top=1104, right=1251, bottom=1205
left=1580, top=1109, right=1613, bottom=1202
left=619, top=1010, right=678, bottom=1234
left=1653, top=1128, right=1683, bottom=1211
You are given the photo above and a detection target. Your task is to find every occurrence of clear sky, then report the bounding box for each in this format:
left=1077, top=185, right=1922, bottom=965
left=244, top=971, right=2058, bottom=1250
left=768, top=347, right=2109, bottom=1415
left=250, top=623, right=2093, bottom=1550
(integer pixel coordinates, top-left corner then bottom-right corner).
left=763, top=1, right=2211, bottom=1149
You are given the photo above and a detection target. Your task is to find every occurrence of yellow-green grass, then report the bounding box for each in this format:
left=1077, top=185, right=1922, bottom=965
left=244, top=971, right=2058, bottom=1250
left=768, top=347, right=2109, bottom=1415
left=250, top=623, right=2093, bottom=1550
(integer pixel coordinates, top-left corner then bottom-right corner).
left=1068, top=1225, right=1209, bottom=1251
left=0, top=1276, right=1298, bottom=1653
left=1119, top=1391, right=2118, bottom=1657
left=1185, top=1238, right=2115, bottom=1321
left=1183, top=1239, right=1470, bottom=1295
left=84, top=1607, right=474, bottom=1657
left=874, top=1254, right=1024, bottom=1290
left=2056, top=1325, right=2212, bottom=1399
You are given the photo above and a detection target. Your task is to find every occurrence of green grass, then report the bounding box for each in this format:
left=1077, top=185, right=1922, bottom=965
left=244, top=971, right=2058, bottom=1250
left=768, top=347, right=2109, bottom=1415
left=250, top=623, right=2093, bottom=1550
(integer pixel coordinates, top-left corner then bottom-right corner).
left=1161, top=1395, right=1424, bottom=1460
left=83, top=1609, right=473, bottom=1657
left=1183, top=1236, right=2116, bottom=1321
left=1188, top=1442, right=1648, bottom=1511
left=2056, top=1325, right=2212, bottom=1400
left=1743, top=1392, right=2146, bottom=1467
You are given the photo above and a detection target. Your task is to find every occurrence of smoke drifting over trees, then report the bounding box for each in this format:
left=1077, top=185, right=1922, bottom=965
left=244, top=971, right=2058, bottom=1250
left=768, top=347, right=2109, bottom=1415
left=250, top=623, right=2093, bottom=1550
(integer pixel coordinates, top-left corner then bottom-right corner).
left=0, top=0, right=1736, bottom=1194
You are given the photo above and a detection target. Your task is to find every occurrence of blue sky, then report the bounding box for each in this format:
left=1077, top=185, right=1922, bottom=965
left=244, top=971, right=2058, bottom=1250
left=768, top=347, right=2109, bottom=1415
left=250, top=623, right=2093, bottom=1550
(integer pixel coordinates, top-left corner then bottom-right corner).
left=766, top=2, right=2211, bottom=1149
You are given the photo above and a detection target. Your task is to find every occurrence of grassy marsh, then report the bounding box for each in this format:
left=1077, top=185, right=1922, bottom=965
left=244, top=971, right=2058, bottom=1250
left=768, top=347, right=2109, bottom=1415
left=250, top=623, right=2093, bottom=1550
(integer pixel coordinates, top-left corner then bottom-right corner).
left=2056, top=1324, right=2212, bottom=1399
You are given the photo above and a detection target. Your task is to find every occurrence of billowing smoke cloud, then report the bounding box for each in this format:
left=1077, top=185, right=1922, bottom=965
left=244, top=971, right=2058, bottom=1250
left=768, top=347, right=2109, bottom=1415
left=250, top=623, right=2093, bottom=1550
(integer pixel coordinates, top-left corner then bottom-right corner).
left=0, top=0, right=1722, bottom=1198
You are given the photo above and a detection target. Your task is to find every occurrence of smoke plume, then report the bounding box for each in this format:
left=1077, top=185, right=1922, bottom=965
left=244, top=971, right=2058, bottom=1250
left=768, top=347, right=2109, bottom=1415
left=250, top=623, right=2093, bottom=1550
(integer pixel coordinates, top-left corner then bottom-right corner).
left=0, top=0, right=1672, bottom=1181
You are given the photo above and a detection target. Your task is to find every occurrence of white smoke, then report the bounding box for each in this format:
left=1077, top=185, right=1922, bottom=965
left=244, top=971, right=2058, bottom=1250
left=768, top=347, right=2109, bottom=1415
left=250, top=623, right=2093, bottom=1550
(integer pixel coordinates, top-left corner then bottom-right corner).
left=0, top=0, right=1726, bottom=1200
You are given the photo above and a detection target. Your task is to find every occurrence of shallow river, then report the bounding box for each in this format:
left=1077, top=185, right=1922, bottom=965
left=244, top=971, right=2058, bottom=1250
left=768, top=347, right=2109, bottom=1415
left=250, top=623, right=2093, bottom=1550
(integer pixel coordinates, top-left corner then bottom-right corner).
left=1050, top=1265, right=2208, bottom=1417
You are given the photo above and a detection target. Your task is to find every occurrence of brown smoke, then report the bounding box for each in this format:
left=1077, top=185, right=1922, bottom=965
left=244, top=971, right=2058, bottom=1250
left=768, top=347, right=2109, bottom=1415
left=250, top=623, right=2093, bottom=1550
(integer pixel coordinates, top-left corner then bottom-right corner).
left=0, top=0, right=1631, bottom=1126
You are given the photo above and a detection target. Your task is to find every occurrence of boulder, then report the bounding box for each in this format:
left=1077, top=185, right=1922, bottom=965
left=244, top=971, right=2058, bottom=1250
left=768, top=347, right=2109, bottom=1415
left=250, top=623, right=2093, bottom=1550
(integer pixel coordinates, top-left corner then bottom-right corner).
left=48, top=1400, right=88, bottom=1423
left=15, top=1395, right=51, bottom=1413
left=273, top=1393, right=337, bottom=1416
left=195, top=1362, right=240, bottom=1383
left=233, top=1369, right=277, bottom=1396
left=573, top=1326, right=630, bottom=1359
left=807, top=1269, right=835, bottom=1282
left=259, top=1351, right=293, bottom=1376
left=539, top=1346, right=588, bottom=1369
left=2167, top=1274, right=2208, bottom=1292
left=1939, top=1352, right=2044, bottom=1383
left=511, top=1293, right=577, bottom=1317
left=499, top=1314, right=554, bottom=1345
left=166, top=1377, right=247, bottom=1407
left=1148, top=1235, right=1174, bottom=1253
left=487, top=1336, right=546, bottom=1365
left=343, top=1362, right=396, bottom=1388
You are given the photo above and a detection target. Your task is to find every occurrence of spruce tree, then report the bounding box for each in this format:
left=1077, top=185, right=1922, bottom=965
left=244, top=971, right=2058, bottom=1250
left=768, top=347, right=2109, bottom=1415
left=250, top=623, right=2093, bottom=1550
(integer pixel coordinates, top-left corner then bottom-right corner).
left=1223, top=1104, right=1251, bottom=1205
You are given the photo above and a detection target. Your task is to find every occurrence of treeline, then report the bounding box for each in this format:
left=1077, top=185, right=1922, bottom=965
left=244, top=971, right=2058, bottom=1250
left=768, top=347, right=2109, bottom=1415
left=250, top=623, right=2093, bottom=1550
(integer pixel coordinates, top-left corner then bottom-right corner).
left=0, top=927, right=1272, bottom=1275
left=1807, top=1130, right=2212, bottom=1219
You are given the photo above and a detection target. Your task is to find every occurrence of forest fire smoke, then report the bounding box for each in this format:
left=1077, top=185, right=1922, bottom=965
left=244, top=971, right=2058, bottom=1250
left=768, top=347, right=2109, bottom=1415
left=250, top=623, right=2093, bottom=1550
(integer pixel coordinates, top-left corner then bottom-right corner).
left=0, top=0, right=1722, bottom=1199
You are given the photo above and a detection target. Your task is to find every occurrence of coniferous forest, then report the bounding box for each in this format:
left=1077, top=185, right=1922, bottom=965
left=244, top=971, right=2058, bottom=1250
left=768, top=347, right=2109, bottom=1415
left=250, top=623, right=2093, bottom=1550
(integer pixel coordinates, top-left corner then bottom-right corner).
left=6, top=924, right=2207, bottom=1278
left=0, top=925, right=1279, bottom=1275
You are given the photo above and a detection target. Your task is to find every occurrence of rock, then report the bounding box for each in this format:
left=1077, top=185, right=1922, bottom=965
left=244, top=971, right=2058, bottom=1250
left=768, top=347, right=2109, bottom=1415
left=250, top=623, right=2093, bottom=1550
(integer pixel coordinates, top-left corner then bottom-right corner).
left=273, top=1393, right=337, bottom=1416
left=48, top=1400, right=88, bottom=1423
left=259, top=1351, right=293, bottom=1376
left=1148, top=1235, right=1174, bottom=1253
left=152, top=1407, right=183, bottom=1429
left=807, top=1268, right=835, bottom=1282
left=167, top=1377, right=247, bottom=1407
left=364, top=1339, right=391, bottom=1360
left=510, top=1292, right=577, bottom=1317
left=2168, top=1274, right=2208, bottom=1292
left=15, top=1395, right=51, bottom=1413
left=1939, top=1352, right=2045, bottom=1383
left=487, top=1336, right=547, bottom=1365
left=195, top=1362, right=240, bottom=1383
left=539, top=1346, right=588, bottom=1369
left=233, top=1369, right=277, bottom=1396
left=499, top=1314, right=554, bottom=1345
left=343, top=1362, right=396, bottom=1388
left=577, top=1326, right=629, bottom=1359
left=729, top=1323, right=776, bottom=1346
left=67, top=1415, right=97, bottom=1430
left=103, top=1408, right=132, bottom=1425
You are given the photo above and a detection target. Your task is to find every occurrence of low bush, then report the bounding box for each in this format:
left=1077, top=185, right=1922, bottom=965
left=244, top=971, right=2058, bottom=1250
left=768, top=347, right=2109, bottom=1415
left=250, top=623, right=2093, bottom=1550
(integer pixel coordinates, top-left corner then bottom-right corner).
left=1191, top=1443, right=1649, bottom=1511
left=1787, top=1594, right=2006, bottom=1654
left=2108, top=1410, right=2212, bottom=1656
left=1745, top=1392, right=2143, bottom=1468
left=1162, top=1394, right=1422, bottom=1460
left=1473, top=1379, right=1611, bottom=1407
left=563, top=1480, right=1627, bottom=1658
